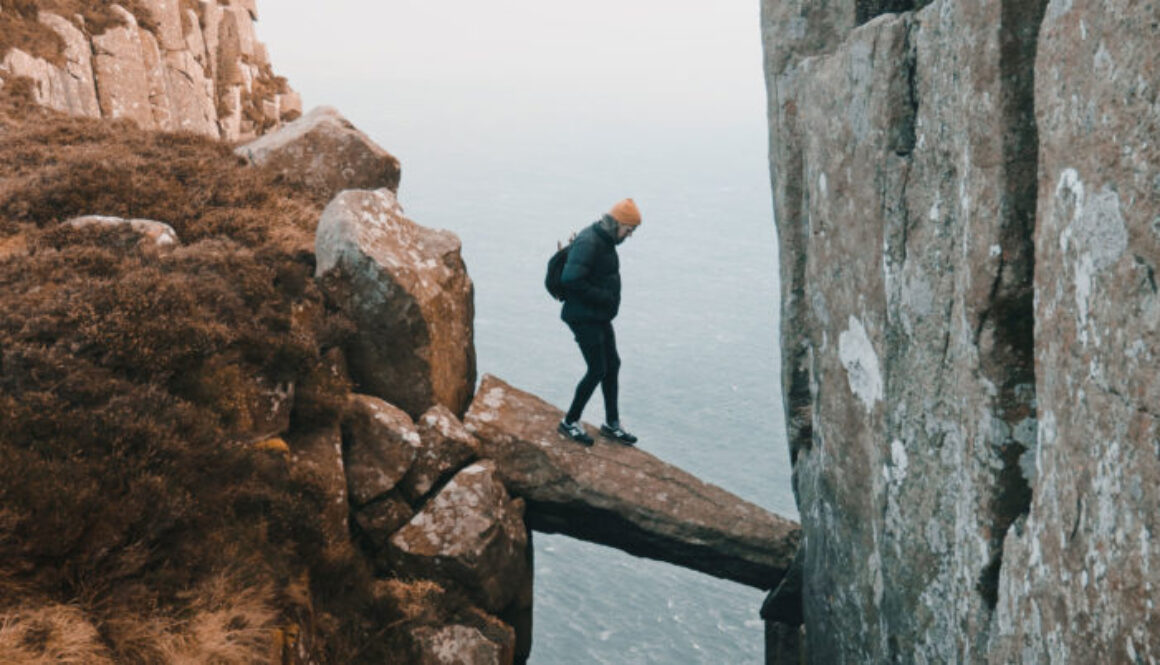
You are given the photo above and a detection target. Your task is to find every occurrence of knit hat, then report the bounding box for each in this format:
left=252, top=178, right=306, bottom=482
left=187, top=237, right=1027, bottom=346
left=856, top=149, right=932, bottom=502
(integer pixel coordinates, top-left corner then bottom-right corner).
left=608, top=198, right=642, bottom=226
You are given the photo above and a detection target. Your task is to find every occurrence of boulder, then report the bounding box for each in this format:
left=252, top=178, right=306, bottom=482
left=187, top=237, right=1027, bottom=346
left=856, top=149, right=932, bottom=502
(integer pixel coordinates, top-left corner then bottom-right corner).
left=235, top=106, right=402, bottom=199
left=353, top=492, right=414, bottom=552
left=411, top=624, right=514, bottom=665
left=373, top=580, right=517, bottom=665
left=463, top=374, right=800, bottom=590
left=315, top=188, right=476, bottom=419
left=342, top=394, right=419, bottom=507
left=398, top=404, right=481, bottom=502
left=387, top=460, right=529, bottom=614
left=65, top=215, right=179, bottom=247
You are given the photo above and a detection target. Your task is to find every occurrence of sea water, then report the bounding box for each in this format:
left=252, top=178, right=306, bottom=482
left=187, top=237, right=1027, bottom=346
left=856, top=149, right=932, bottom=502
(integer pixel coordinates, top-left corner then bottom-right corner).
left=329, top=83, right=799, bottom=663
left=262, top=14, right=796, bottom=662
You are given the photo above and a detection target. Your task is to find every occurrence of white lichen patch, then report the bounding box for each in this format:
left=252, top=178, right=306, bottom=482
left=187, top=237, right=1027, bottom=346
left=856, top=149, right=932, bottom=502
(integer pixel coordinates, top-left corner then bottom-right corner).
left=1074, top=186, right=1128, bottom=270
left=838, top=315, right=883, bottom=413
left=889, top=439, right=909, bottom=483
left=482, top=386, right=506, bottom=409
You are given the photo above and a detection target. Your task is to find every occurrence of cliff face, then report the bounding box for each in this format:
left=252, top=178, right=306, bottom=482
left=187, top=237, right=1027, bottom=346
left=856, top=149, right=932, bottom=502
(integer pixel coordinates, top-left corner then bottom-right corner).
left=764, top=0, right=1159, bottom=661
left=0, top=0, right=300, bottom=140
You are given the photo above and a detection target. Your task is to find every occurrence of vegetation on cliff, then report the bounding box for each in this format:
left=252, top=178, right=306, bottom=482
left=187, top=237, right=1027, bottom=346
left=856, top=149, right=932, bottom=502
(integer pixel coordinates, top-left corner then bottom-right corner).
left=0, top=0, right=160, bottom=65
left=0, top=82, right=401, bottom=663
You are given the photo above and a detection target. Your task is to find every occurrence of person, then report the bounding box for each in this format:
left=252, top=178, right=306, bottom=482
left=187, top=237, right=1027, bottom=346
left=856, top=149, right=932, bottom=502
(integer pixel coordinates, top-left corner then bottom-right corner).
left=556, top=198, right=641, bottom=446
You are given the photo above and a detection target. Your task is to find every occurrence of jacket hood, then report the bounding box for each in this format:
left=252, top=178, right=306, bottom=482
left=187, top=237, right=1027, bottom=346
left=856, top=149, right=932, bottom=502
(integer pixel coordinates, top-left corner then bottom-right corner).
left=596, top=216, right=625, bottom=245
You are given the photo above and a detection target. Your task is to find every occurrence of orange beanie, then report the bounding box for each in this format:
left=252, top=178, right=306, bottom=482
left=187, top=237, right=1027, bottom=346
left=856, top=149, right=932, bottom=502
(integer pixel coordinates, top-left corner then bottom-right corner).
left=608, top=198, right=642, bottom=226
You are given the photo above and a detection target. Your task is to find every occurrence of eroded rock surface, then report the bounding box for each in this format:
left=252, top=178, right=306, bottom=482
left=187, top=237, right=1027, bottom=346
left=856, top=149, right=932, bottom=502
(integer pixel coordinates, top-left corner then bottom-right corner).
left=0, top=1, right=297, bottom=140
left=235, top=106, right=402, bottom=200
left=763, top=0, right=1159, bottom=661
left=399, top=404, right=481, bottom=502
left=374, top=579, right=518, bottom=665
left=315, top=188, right=476, bottom=419
left=463, top=374, right=800, bottom=590
left=387, top=460, right=529, bottom=615
left=411, top=624, right=514, bottom=665
left=988, top=2, right=1160, bottom=662
left=342, top=394, right=419, bottom=507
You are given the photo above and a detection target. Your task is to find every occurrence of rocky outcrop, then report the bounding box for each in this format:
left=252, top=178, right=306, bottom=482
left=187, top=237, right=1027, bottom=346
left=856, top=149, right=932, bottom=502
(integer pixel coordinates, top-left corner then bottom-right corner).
left=333, top=398, right=529, bottom=662
left=411, top=624, right=514, bottom=665
left=375, top=579, right=518, bottom=665
left=400, top=404, right=482, bottom=502
left=65, top=215, right=179, bottom=247
left=235, top=106, right=403, bottom=200
left=315, top=188, right=476, bottom=419
left=342, top=394, right=419, bottom=507
left=7, top=12, right=101, bottom=118
left=989, top=3, right=1160, bottom=662
left=763, top=0, right=1159, bottom=661
left=387, top=461, right=529, bottom=615
left=0, top=1, right=298, bottom=140
left=463, top=374, right=801, bottom=590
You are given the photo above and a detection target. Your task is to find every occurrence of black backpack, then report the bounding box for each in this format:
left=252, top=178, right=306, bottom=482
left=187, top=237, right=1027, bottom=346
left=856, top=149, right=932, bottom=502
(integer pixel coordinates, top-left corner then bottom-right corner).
left=545, top=243, right=570, bottom=301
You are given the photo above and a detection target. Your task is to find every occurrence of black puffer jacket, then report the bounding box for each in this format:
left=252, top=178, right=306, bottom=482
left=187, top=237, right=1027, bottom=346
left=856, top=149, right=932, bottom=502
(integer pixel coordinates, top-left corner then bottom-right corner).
left=560, top=219, right=621, bottom=323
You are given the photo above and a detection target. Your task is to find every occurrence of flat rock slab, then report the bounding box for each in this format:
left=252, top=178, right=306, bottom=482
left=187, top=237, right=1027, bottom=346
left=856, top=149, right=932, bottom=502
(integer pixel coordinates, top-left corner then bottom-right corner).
left=464, top=374, right=801, bottom=590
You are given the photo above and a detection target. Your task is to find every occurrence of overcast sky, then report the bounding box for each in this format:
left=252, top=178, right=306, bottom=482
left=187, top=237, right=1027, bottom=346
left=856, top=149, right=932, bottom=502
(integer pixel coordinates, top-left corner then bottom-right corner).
left=259, top=1, right=767, bottom=129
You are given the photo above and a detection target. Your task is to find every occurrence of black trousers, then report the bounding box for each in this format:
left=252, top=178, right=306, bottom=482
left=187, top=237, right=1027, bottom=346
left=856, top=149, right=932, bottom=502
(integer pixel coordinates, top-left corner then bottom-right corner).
left=564, top=321, right=620, bottom=425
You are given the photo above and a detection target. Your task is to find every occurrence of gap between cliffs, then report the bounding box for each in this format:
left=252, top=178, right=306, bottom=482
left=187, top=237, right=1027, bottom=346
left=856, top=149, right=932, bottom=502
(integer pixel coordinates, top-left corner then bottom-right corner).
left=974, top=0, right=1050, bottom=610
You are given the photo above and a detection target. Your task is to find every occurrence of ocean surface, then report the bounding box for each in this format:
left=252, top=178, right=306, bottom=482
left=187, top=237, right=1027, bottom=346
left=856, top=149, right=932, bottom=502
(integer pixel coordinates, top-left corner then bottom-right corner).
left=344, top=88, right=795, bottom=665
left=262, top=7, right=797, bottom=662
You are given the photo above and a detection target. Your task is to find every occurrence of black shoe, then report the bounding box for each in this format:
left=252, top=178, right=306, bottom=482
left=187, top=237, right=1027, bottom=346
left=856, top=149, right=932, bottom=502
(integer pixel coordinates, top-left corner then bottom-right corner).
left=558, top=420, right=594, bottom=446
left=600, top=423, right=638, bottom=445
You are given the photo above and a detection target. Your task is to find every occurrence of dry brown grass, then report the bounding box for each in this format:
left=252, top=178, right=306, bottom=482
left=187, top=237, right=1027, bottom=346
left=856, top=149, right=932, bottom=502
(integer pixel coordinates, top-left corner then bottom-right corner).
left=98, top=574, right=280, bottom=665
left=0, top=83, right=389, bottom=663
left=0, top=604, right=115, bottom=664
left=0, top=100, right=325, bottom=244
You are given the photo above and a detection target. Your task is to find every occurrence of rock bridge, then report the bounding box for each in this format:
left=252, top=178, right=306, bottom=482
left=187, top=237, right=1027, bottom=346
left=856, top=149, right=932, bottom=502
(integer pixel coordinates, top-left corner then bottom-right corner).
left=464, top=374, right=800, bottom=590
left=335, top=373, right=801, bottom=663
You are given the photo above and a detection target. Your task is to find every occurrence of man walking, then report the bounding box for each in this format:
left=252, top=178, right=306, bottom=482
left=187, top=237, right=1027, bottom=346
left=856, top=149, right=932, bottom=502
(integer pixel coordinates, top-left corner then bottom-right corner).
left=557, top=198, right=641, bottom=446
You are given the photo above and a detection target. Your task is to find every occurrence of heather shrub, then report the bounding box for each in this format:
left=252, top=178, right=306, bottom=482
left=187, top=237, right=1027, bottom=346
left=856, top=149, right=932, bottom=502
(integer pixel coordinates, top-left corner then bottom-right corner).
left=0, top=100, right=379, bottom=660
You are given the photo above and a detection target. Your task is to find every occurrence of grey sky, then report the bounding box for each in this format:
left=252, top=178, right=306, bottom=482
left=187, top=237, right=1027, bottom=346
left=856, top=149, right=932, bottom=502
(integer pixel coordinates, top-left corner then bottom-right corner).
left=259, top=1, right=767, bottom=124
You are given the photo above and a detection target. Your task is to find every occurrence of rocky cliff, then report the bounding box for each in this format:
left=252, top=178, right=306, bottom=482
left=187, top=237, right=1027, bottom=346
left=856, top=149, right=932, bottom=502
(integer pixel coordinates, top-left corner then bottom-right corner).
left=0, top=0, right=300, bottom=140
left=0, top=4, right=802, bottom=661
left=763, top=0, right=1159, bottom=661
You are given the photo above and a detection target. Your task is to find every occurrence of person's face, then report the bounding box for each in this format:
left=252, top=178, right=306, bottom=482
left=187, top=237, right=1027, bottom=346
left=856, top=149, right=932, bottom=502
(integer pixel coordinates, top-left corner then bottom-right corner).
left=617, top=223, right=636, bottom=240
